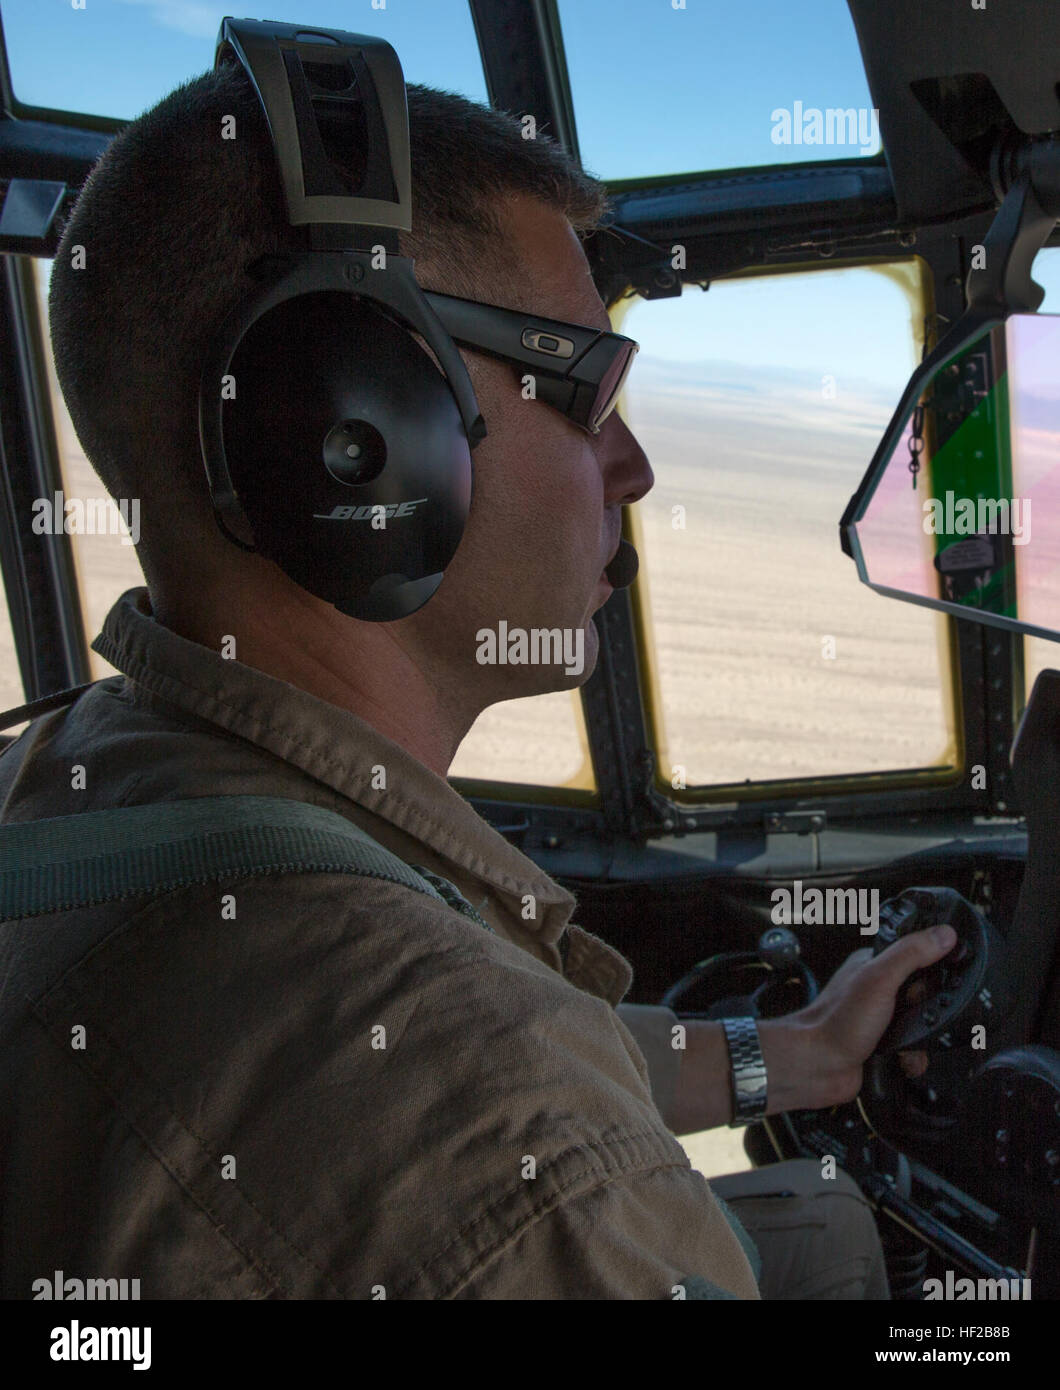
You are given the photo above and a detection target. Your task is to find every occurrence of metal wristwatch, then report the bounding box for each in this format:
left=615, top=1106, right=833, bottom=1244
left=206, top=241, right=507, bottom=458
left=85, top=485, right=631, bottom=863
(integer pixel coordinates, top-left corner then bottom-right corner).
left=720, top=1016, right=768, bottom=1127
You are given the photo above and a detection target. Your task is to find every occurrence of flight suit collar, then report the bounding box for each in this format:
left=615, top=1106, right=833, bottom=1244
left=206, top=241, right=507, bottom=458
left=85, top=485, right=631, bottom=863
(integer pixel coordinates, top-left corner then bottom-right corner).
left=91, top=588, right=632, bottom=1005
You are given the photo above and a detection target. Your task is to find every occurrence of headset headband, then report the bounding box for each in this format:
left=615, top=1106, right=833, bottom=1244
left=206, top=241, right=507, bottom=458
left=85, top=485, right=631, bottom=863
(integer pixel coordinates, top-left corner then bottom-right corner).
left=215, top=18, right=412, bottom=250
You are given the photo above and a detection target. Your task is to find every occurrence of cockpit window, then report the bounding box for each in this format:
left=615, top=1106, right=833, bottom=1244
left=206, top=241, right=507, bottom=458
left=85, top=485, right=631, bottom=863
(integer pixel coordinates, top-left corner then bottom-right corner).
left=1020, top=247, right=1060, bottom=709
left=558, top=0, right=881, bottom=182
left=451, top=691, right=596, bottom=792
left=617, top=257, right=958, bottom=793
left=30, top=260, right=145, bottom=680
left=1, top=0, right=488, bottom=121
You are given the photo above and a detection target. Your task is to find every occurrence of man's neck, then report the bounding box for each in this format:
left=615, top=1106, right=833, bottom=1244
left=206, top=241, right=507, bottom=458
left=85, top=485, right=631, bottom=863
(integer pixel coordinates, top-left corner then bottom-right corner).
left=151, top=581, right=476, bottom=780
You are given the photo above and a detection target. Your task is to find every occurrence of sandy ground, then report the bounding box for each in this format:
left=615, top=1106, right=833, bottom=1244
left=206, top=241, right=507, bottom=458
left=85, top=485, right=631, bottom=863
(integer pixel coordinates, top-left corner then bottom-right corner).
left=5, top=346, right=1049, bottom=780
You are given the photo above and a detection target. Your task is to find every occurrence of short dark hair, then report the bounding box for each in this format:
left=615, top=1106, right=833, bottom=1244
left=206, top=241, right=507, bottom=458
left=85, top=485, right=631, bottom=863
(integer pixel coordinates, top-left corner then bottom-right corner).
left=48, top=63, right=609, bottom=584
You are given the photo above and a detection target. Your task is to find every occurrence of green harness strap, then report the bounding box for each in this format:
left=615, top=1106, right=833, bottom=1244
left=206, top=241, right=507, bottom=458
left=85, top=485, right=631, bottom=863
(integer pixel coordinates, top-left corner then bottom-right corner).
left=0, top=793, right=493, bottom=932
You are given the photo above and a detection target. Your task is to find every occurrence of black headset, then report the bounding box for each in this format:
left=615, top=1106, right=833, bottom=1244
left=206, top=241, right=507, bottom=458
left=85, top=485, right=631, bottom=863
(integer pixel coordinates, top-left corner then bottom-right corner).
left=199, top=17, right=486, bottom=622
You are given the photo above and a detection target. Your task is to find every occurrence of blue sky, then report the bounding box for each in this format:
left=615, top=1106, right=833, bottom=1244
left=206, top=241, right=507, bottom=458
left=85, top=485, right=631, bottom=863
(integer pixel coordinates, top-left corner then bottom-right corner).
left=558, top=0, right=881, bottom=179
left=5, top=0, right=1060, bottom=391
left=3, top=1, right=489, bottom=120
left=6, top=0, right=879, bottom=177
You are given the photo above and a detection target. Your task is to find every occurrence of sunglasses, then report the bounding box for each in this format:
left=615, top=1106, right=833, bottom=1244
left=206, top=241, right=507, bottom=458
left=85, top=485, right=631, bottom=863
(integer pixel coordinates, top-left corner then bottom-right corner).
left=422, top=291, right=639, bottom=436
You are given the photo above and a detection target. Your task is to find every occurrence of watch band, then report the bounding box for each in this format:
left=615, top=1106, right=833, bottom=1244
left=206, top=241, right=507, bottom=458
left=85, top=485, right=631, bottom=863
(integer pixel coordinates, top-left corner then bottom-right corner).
left=720, top=1016, right=768, bottom=1126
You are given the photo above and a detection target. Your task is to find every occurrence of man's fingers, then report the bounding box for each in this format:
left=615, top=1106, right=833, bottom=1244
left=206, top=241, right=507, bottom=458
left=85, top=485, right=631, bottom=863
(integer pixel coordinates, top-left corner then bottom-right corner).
left=871, top=924, right=956, bottom=993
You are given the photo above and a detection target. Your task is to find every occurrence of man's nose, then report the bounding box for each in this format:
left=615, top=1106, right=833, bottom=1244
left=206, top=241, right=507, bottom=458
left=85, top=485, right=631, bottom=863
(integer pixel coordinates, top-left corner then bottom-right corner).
left=598, top=409, right=654, bottom=507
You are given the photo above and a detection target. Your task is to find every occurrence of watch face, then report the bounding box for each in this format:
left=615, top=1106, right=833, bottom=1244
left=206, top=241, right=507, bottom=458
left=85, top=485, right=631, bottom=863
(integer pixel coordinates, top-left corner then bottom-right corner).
left=723, top=1017, right=768, bottom=1123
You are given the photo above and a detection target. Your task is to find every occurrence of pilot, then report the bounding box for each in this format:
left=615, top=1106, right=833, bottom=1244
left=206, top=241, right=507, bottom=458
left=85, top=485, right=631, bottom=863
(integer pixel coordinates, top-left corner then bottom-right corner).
left=0, top=59, right=956, bottom=1300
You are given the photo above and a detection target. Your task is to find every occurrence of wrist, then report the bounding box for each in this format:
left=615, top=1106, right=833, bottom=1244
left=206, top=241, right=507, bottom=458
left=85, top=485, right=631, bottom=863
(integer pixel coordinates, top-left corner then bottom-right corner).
left=757, top=1014, right=858, bottom=1113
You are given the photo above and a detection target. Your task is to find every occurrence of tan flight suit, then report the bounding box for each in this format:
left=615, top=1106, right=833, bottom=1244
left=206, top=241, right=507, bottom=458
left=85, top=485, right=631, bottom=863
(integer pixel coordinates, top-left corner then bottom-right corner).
left=0, top=587, right=886, bottom=1298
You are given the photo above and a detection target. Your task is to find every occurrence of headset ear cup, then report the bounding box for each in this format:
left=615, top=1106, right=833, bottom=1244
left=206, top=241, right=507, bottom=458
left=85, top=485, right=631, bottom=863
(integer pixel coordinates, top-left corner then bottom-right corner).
left=222, top=291, right=472, bottom=620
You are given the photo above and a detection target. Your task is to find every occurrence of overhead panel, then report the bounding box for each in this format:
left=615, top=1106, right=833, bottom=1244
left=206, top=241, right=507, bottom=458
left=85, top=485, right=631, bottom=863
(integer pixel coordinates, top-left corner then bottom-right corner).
left=847, top=0, right=1060, bottom=223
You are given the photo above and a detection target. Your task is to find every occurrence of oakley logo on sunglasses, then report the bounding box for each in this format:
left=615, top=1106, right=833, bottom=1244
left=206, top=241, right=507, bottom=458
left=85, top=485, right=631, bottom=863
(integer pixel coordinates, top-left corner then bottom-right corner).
left=521, top=328, right=575, bottom=359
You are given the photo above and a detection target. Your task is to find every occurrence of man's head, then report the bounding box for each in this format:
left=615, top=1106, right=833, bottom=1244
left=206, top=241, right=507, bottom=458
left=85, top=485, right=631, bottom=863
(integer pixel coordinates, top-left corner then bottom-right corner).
left=48, top=61, right=653, bottom=729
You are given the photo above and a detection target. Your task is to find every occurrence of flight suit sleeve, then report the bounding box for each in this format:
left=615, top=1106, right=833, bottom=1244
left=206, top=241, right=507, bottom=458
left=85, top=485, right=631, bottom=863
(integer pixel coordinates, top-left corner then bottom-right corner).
left=614, top=1002, right=684, bottom=1132
left=451, top=1164, right=760, bottom=1300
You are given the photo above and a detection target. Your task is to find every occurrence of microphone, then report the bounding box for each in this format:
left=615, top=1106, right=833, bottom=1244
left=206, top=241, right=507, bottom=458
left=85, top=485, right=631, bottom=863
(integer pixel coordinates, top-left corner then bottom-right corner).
left=605, top=539, right=639, bottom=589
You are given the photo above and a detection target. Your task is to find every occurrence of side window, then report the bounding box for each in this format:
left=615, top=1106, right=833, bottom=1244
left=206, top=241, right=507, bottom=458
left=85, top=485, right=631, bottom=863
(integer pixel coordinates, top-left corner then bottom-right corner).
left=449, top=691, right=595, bottom=792
left=1021, top=247, right=1060, bottom=707
left=33, top=260, right=145, bottom=680
left=617, top=259, right=956, bottom=791
left=0, top=569, right=23, bottom=718
left=0, top=260, right=144, bottom=732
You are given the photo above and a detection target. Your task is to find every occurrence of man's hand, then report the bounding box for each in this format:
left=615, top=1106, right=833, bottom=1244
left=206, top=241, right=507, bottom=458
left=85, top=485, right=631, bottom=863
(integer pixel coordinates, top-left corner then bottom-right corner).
left=758, top=923, right=957, bottom=1112
left=664, top=924, right=958, bottom=1135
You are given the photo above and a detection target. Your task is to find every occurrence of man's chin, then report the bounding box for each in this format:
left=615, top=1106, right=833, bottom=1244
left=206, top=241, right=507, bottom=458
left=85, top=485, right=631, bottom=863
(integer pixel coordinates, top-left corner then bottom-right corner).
left=477, top=618, right=599, bottom=699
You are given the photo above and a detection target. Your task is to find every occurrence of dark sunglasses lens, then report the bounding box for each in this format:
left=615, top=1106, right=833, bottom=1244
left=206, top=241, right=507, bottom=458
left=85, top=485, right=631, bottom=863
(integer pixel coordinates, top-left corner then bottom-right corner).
left=591, top=342, right=638, bottom=429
